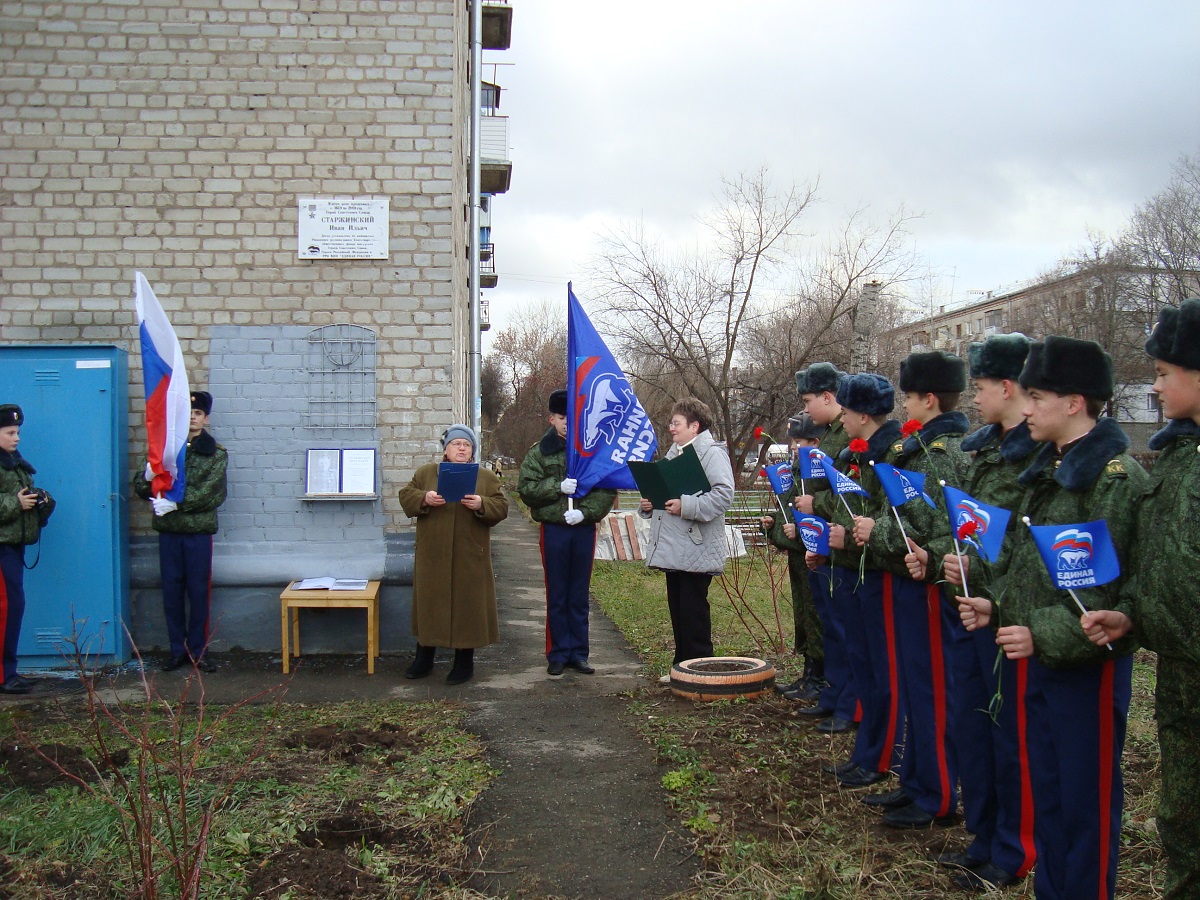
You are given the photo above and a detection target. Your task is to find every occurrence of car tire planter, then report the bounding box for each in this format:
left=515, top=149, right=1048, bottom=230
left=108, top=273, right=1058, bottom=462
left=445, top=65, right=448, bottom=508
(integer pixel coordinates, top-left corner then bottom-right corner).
left=669, top=656, right=776, bottom=701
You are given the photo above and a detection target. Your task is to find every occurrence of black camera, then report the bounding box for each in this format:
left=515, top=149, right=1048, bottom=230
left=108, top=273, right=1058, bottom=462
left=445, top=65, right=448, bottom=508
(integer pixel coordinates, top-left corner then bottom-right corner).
left=32, top=489, right=49, bottom=509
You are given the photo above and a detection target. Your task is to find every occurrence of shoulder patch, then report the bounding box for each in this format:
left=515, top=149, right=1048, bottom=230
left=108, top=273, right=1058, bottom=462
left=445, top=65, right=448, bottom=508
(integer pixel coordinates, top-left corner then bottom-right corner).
left=1105, top=458, right=1127, bottom=477
left=892, top=442, right=904, bottom=453
left=930, top=439, right=948, bottom=451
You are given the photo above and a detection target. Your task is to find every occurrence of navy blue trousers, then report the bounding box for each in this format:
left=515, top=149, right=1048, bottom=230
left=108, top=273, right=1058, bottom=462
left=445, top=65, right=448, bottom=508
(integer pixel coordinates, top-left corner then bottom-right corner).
left=846, top=569, right=903, bottom=774
left=892, top=577, right=958, bottom=818
left=0, top=545, right=26, bottom=684
left=1027, top=654, right=1131, bottom=900
left=953, top=625, right=1037, bottom=877
left=812, top=564, right=855, bottom=718
left=539, top=523, right=597, bottom=665
left=158, top=532, right=213, bottom=662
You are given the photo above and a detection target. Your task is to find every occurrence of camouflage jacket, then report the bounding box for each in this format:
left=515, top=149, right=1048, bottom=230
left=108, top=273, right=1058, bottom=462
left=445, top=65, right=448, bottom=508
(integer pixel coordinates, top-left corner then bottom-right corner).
left=0, top=450, right=55, bottom=546
left=807, top=418, right=851, bottom=525
left=815, top=419, right=902, bottom=571
left=1124, top=419, right=1200, bottom=675
left=986, top=417, right=1148, bottom=668
left=869, top=411, right=971, bottom=579
left=925, top=420, right=1043, bottom=590
left=133, top=430, right=228, bottom=535
left=517, top=428, right=616, bottom=525
left=762, top=419, right=843, bottom=555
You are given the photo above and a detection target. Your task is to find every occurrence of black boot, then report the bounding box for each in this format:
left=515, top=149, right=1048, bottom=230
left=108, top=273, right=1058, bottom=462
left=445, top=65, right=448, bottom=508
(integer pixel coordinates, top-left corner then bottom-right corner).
left=446, top=649, right=474, bottom=685
left=776, top=658, right=811, bottom=696
left=405, top=644, right=435, bottom=679
left=795, top=658, right=827, bottom=701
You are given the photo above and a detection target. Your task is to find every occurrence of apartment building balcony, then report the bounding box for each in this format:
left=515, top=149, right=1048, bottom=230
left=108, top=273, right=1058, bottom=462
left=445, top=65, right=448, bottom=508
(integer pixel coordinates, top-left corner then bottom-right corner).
left=482, top=1, right=512, bottom=50
left=480, top=297, right=492, bottom=331
left=480, top=242, right=497, bottom=288
left=479, top=115, right=511, bottom=194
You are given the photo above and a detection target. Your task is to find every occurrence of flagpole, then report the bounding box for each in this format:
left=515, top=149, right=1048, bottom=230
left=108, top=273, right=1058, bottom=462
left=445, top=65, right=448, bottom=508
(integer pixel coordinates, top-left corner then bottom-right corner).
left=951, top=536, right=972, bottom=598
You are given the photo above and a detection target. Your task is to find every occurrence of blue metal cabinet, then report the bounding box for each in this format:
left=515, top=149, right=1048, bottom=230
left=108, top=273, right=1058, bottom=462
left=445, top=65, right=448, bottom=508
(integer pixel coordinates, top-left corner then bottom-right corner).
left=0, top=345, right=130, bottom=668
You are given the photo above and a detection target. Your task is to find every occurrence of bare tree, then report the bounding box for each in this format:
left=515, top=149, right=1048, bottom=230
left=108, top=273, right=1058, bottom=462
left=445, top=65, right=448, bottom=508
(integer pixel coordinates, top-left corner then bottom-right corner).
left=1124, top=149, right=1200, bottom=301
left=484, top=300, right=567, bottom=461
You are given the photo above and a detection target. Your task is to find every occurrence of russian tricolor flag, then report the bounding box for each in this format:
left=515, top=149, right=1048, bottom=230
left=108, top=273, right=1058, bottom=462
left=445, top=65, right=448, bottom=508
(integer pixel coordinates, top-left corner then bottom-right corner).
left=135, top=272, right=189, bottom=502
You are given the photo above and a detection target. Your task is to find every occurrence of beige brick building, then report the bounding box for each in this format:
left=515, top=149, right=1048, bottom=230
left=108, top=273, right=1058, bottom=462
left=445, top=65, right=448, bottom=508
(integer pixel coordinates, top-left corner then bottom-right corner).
left=0, top=0, right=513, bottom=654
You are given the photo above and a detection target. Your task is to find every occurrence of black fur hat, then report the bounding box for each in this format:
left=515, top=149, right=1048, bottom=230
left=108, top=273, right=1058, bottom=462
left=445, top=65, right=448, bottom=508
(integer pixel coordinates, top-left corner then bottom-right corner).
left=548, top=389, right=568, bottom=415
left=968, top=333, right=1031, bottom=381
left=190, top=391, right=213, bottom=415
left=1145, top=298, right=1200, bottom=371
left=1019, top=336, right=1113, bottom=400
left=0, top=404, right=23, bottom=428
left=899, top=351, right=967, bottom=394
left=787, top=413, right=825, bottom=441
left=795, top=362, right=846, bottom=396
left=836, top=373, right=895, bottom=416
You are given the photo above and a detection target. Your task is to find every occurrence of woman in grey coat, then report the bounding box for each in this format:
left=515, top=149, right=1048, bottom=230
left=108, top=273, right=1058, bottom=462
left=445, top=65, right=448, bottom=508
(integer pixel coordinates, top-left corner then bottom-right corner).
left=639, top=397, right=736, bottom=667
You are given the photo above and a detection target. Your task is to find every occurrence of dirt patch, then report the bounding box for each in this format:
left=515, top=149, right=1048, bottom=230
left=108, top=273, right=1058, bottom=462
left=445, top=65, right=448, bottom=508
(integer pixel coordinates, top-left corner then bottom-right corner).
left=283, top=722, right=424, bottom=764
left=0, top=741, right=128, bottom=791
left=246, top=846, right=385, bottom=899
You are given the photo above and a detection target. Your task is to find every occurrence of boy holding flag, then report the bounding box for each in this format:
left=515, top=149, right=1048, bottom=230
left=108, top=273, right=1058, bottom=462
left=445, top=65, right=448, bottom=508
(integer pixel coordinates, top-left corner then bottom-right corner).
left=958, top=337, right=1147, bottom=900
left=761, top=413, right=827, bottom=699
left=1082, top=298, right=1200, bottom=900
left=933, top=334, right=1040, bottom=890
left=518, top=389, right=616, bottom=676
left=852, top=351, right=970, bottom=829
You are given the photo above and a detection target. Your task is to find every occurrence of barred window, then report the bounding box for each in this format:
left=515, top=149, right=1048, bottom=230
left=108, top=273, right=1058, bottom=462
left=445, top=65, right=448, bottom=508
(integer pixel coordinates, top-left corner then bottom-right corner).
left=306, top=324, right=377, bottom=428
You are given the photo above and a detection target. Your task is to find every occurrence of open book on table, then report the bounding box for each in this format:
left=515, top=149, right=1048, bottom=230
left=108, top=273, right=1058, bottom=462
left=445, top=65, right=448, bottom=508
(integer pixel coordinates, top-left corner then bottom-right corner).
left=291, top=577, right=370, bottom=592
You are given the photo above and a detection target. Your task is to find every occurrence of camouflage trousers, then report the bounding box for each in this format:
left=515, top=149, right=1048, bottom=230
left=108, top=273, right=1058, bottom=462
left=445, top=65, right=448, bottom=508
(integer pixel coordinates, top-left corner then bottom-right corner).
left=786, top=551, right=823, bottom=662
left=1158, top=666, right=1200, bottom=900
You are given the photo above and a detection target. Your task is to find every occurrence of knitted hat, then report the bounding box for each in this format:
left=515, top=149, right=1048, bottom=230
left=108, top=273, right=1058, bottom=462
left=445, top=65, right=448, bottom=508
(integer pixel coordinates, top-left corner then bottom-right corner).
left=899, top=351, right=967, bottom=394
left=1145, top=298, right=1200, bottom=371
left=548, top=389, right=568, bottom=415
left=0, top=405, right=23, bottom=428
left=968, top=333, right=1031, bottom=381
left=795, top=362, right=847, bottom=396
left=1019, top=336, right=1114, bottom=400
left=441, top=423, right=479, bottom=457
left=190, top=390, right=213, bottom=415
left=836, top=373, right=895, bottom=416
left=787, top=413, right=825, bottom=441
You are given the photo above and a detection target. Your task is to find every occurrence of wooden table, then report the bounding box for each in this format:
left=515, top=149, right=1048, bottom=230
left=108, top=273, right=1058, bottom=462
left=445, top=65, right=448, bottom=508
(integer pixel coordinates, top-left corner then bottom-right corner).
left=279, top=580, right=381, bottom=674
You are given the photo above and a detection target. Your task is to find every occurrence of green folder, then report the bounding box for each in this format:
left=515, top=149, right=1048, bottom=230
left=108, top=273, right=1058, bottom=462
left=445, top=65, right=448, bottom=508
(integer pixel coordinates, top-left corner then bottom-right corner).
left=627, top=444, right=712, bottom=510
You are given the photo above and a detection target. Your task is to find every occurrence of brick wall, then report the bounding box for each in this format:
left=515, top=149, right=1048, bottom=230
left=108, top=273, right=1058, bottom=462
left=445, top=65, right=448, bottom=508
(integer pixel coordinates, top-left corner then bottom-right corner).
left=0, top=0, right=470, bottom=527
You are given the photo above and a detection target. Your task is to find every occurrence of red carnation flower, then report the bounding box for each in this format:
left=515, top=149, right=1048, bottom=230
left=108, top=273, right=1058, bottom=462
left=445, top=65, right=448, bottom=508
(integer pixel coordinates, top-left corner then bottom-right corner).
left=848, top=464, right=861, bottom=479
left=753, top=426, right=765, bottom=441
left=759, top=468, right=767, bottom=477
left=848, top=438, right=869, bottom=453
left=957, top=520, right=979, bottom=540
left=901, top=419, right=923, bottom=437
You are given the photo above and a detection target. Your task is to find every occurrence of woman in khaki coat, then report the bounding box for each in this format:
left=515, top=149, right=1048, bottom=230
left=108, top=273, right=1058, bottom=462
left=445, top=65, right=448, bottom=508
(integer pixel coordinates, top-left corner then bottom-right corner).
left=397, top=424, right=508, bottom=684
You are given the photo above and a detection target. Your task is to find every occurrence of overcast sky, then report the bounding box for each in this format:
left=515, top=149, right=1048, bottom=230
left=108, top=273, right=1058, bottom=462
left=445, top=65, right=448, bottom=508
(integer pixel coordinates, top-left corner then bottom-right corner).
left=481, top=0, right=1200, bottom=342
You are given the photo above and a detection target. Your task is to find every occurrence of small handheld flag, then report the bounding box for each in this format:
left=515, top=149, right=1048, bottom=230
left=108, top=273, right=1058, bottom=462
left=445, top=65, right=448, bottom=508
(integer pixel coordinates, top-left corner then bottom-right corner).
left=765, top=461, right=794, bottom=496
left=792, top=510, right=831, bottom=555
left=817, top=454, right=869, bottom=497
left=799, top=446, right=828, bottom=480
left=873, top=461, right=936, bottom=509
left=1027, top=519, right=1120, bottom=591
left=135, top=272, right=190, bottom=503
left=941, top=484, right=1011, bottom=564
left=566, top=284, right=658, bottom=493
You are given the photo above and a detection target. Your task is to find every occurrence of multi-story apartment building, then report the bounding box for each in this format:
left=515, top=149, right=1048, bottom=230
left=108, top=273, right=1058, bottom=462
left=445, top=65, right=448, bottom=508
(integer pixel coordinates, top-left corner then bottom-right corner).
left=0, top=0, right=514, bottom=657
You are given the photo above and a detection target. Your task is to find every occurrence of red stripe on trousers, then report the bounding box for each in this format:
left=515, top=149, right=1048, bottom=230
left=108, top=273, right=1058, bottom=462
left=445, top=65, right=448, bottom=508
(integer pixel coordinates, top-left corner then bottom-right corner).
left=1015, top=658, right=1037, bottom=876
left=925, top=583, right=953, bottom=816
left=1096, top=660, right=1116, bottom=900
left=878, top=573, right=900, bottom=772
left=0, top=567, right=9, bottom=685
left=538, top=526, right=552, bottom=656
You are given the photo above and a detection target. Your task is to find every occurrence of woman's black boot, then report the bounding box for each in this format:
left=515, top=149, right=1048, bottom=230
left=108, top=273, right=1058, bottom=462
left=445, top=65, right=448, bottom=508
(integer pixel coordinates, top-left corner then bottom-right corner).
left=405, top=644, right=435, bottom=679
left=446, top=649, right=474, bottom=685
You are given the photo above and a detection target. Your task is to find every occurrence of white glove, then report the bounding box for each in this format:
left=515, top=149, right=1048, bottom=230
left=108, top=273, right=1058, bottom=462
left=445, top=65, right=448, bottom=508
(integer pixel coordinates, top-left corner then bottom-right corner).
left=563, top=509, right=585, bottom=526
left=559, top=477, right=578, bottom=496
left=151, top=497, right=178, bottom=517
left=144, top=462, right=154, bottom=481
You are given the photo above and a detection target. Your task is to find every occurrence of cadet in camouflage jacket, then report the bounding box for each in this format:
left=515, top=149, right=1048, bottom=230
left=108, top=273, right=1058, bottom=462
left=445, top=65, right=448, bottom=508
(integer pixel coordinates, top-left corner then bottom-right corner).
left=133, top=428, right=228, bottom=535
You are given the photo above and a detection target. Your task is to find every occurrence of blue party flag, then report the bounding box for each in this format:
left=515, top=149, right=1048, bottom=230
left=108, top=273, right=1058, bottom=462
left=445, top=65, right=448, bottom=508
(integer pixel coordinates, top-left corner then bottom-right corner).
left=792, top=510, right=831, bottom=555
left=817, top=452, right=869, bottom=497
left=799, top=446, right=828, bottom=480
left=941, top=485, right=1012, bottom=564
left=873, top=461, right=936, bottom=509
left=566, top=284, right=659, bottom=493
left=765, top=461, right=794, bottom=496
left=1027, top=519, right=1120, bottom=590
